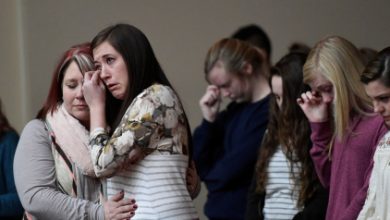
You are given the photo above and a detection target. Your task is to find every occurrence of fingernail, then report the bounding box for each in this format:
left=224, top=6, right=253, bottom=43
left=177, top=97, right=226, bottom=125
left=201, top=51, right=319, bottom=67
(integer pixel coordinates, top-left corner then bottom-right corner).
left=133, top=205, right=138, bottom=209
left=131, top=212, right=135, bottom=215
left=131, top=199, right=136, bottom=203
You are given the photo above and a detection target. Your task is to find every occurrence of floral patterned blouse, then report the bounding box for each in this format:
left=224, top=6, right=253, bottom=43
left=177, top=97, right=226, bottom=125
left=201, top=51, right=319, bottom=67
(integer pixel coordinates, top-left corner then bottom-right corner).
left=89, top=84, right=190, bottom=177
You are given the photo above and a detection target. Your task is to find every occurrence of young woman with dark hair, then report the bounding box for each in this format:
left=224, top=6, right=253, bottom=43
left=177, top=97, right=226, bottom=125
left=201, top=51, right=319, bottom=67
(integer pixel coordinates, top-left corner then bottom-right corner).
left=358, top=47, right=390, bottom=220
left=247, top=52, right=328, bottom=220
left=83, top=24, right=198, bottom=219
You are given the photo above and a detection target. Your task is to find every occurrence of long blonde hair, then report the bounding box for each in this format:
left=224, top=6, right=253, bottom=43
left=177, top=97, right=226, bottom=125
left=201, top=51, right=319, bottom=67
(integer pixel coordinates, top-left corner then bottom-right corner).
left=303, top=36, right=372, bottom=143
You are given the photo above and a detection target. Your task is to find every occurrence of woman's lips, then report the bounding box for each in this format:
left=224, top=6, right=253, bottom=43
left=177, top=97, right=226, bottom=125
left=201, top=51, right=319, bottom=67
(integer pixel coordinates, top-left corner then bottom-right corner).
left=108, top=83, right=118, bottom=91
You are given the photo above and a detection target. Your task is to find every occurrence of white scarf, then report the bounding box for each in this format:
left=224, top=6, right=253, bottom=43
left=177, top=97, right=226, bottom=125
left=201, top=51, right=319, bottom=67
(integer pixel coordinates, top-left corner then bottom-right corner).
left=46, top=104, right=96, bottom=177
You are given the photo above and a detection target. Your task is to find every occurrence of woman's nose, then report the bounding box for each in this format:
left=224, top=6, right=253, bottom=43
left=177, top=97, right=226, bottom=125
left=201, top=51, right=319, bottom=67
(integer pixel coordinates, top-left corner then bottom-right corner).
left=100, top=67, right=110, bottom=80
left=76, top=86, right=84, bottom=99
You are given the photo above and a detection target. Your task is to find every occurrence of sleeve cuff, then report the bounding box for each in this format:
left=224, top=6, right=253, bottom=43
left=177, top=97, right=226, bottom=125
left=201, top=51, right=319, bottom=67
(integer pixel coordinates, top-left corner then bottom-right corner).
left=90, top=127, right=107, bottom=138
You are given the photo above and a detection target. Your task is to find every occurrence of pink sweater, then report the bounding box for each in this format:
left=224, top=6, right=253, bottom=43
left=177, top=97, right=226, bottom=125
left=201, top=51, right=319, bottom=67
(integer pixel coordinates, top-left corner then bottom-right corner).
left=310, top=114, right=387, bottom=220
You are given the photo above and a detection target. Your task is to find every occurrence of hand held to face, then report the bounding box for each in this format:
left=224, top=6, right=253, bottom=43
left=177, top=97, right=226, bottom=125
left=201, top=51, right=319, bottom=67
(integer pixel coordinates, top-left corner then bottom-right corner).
left=103, top=190, right=137, bottom=220
left=199, top=85, right=221, bottom=122
left=297, top=91, right=330, bottom=123
left=82, top=70, right=106, bottom=110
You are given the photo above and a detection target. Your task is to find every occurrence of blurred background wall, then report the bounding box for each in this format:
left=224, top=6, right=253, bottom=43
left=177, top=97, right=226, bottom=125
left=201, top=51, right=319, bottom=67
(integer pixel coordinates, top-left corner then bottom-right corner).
left=1, top=0, right=389, bottom=218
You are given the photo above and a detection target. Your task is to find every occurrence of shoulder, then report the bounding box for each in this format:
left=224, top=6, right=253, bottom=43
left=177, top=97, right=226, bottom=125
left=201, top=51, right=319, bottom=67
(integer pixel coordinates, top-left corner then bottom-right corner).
left=136, top=84, right=180, bottom=106
left=359, top=114, right=385, bottom=130
left=19, top=119, right=50, bottom=145
left=21, top=119, right=47, bottom=135
left=358, top=114, right=387, bottom=145
left=15, top=119, right=51, bottom=160
left=143, top=84, right=176, bottom=98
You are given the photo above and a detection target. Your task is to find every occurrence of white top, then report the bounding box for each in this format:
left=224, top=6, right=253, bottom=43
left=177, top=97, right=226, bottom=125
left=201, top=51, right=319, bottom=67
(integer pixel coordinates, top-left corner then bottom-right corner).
left=263, top=145, right=302, bottom=220
left=106, top=153, right=197, bottom=220
left=358, top=130, right=390, bottom=220
left=89, top=84, right=198, bottom=219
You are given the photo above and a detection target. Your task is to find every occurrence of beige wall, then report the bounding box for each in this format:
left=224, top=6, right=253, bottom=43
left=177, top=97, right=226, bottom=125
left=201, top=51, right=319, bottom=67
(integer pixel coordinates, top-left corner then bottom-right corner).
left=0, top=0, right=27, bottom=132
left=2, top=0, right=390, bottom=219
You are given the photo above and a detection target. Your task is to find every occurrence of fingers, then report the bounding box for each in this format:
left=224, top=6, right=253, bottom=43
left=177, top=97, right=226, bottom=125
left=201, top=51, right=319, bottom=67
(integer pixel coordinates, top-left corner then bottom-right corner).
left=91, top=70, right=101, bottom=84
left=299, top=91, right=322, bottom=105
left=206, top=86, right=220, bottom=104
left=112, top=211, right=135, bottom=220
left=104, top=192, right=138, bottom=220
left=84, top=70, right=102, bottom=85
left=114, top=197, right=137, bottom=219
left=297, top=97, right=303, bottom=105
left=84, top=71, right=94, bottom=81
left=200, top=86, right=220, bottom=106
left=110, top=190, right=125, bottom=202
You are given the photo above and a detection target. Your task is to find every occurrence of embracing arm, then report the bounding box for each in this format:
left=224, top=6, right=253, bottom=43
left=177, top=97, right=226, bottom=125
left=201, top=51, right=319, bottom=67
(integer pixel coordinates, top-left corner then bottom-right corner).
left=14, top=120, right=104, bottom=220
left=89, top=85, right=184, bottom=177
left=0, top=131, right=23, bottom=217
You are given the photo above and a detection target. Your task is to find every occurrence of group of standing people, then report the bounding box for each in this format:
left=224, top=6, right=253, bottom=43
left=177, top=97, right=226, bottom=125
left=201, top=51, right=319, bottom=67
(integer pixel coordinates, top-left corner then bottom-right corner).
left=12, top=24, right=198, bottom=220
left=194, top=25, right=390, bottom=220
left=1, top=22, right=390, bottom=220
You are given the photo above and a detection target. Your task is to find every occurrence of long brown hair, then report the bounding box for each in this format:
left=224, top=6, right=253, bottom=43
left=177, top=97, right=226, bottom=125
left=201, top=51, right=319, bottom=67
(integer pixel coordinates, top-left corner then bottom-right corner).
left=256, top=52, right=319, bottom=207
left=91, top=24, right=193, bottom=161
left=361, top=46, right=390, bottom=86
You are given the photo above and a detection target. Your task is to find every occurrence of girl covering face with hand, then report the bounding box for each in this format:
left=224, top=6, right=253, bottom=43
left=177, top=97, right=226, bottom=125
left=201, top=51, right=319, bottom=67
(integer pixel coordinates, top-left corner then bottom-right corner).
left=83, top=24, right=199, bottom=220
left=297, top=36, right=387, bottom=220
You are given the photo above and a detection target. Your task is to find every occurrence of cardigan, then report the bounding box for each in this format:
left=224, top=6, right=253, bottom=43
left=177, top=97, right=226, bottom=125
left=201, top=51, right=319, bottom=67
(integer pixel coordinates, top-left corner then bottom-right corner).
left=14, top=120, right=103, bottom=220
left=310, top=114, right=386, bottom=220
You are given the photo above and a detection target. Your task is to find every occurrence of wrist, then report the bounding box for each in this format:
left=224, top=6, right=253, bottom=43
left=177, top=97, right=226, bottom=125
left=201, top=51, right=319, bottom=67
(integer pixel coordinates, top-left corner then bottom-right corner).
left=90, top=107, right=107, bottom=130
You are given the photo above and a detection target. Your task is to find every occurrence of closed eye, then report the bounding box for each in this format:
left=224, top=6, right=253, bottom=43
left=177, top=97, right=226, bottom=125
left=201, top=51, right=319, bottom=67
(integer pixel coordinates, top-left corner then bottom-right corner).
left=65, top=82, right=78, bottom=89
left=378, top=96, right=390, bottom=103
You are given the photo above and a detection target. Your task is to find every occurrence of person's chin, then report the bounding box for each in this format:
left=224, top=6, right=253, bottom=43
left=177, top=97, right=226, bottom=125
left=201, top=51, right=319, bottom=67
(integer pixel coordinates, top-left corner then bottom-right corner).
left=112, top=91, right=125, bottom=100
left=73, top=111, right=90, bottom=121
left=234, top=96, right=250, bottom=103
